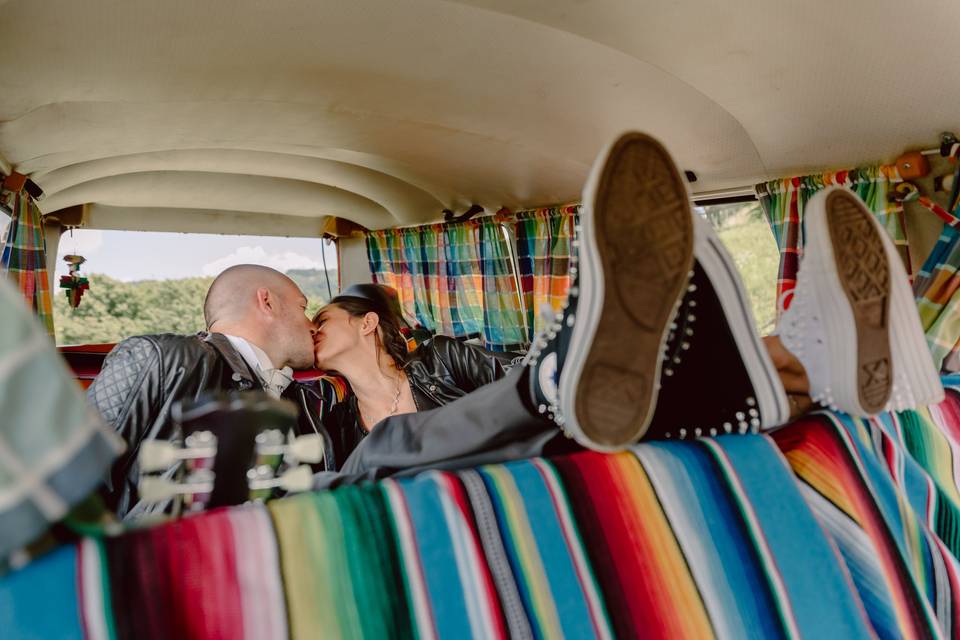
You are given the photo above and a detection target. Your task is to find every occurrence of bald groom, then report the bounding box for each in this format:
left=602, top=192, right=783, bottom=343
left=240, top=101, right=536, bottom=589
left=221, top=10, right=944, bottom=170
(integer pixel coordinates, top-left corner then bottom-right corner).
left=87, top=264, right=332, bottom=518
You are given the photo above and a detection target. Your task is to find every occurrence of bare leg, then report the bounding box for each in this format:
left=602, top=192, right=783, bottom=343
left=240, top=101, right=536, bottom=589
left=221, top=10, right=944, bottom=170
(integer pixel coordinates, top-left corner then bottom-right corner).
left=763, top=335, right=813, bottom=418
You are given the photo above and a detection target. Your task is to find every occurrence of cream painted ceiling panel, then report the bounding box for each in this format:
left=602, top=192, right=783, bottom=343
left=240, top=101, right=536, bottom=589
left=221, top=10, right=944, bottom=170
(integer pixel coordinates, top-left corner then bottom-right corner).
left=0, top=0, right=759, bottom=232
left=450, top=0, right=960, bottom=178
left=41, top=172, right=389, bottom=228
left=35, top=149, right=446, bottom=225
left=1, top=0, right=950, bottom=233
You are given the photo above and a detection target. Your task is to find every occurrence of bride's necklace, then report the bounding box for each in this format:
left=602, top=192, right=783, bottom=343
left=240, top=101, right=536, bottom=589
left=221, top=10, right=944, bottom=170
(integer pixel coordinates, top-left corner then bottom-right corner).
left=360, top=372, right=404, bottom=427
left=387, top=371, right=403, bottom=416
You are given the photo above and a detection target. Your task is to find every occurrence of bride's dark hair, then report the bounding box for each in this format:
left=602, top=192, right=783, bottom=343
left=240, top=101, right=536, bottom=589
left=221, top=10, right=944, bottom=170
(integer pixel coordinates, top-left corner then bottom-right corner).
left=315, top=284, right=410, bottom=368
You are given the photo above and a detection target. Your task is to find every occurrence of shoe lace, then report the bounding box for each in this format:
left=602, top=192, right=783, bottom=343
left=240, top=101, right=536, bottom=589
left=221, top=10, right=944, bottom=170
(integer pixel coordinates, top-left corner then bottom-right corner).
left=776, top=271, right=834, bottom=408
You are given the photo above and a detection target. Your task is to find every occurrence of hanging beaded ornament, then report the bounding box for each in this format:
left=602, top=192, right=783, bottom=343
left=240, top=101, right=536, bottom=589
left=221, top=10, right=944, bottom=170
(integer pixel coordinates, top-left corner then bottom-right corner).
left=59, top=254, right=90, bottom=308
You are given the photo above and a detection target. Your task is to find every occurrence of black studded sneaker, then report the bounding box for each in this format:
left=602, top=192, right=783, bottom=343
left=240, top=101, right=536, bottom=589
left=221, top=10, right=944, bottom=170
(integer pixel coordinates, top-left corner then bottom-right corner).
left=641, top=214, right=790, bottom=439
left=526, top=131, right=695, bottom=450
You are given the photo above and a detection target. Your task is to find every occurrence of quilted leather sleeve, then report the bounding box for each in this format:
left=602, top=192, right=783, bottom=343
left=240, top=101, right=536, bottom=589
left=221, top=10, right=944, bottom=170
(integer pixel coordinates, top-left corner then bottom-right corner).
left=86, top=337, right=164, bottom=485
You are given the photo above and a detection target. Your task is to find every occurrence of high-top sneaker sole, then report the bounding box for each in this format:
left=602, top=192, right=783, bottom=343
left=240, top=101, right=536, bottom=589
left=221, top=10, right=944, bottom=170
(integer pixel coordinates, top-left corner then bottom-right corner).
left=825, top=190, right=893, bottom=414
left=799, top=187, right=943, bottom=415
left=560, top=132, right=694, bottom=450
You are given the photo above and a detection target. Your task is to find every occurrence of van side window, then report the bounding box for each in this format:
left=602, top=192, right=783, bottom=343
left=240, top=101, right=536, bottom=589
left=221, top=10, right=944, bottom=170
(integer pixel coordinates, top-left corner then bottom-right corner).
left=700, top=201, right=779, bottom=333
left=51, top=229, right=338, bottom=346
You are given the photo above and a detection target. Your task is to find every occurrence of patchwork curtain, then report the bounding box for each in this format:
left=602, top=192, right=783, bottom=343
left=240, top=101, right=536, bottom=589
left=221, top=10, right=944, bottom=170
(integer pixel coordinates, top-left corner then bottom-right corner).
left=912, top=197, right=960, bottom=371
left=476, top=220, right=528, bottom=351
left=366, top=219, right=526, bottom=352
left=514, top=205, right=580, bottom=340
left=756, top=165, right=909, bottom=320
left=0, top=190, right=54, bottom=336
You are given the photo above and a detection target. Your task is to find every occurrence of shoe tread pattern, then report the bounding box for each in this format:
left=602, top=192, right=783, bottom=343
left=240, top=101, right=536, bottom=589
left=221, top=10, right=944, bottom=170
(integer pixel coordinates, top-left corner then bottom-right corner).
left=826, top=190, right=892, bottom=413
left=576, top=134, right=693, bottom=446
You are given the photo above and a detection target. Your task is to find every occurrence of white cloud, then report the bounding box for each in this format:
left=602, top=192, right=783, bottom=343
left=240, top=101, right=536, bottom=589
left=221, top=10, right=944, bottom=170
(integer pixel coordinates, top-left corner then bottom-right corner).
left=201, top=245, right=332, bottom=276
left=56, top=228, right=104, bottom=257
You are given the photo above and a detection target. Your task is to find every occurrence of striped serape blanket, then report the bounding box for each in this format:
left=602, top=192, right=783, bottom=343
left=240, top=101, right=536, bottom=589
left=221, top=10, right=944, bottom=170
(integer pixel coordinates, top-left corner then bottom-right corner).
left=0, top=435, right=884, bottom=639
left=6, top=383, right=960, bottom=638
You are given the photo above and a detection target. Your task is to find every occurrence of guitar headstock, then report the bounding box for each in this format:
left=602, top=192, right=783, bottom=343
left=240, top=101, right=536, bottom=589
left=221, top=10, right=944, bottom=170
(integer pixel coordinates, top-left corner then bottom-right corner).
left=137, top=392, right=323, bottom=513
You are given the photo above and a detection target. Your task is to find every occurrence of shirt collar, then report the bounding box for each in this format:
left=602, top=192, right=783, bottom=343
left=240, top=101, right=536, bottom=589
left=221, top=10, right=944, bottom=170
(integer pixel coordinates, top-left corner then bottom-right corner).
left=222, top=334, right=294, bottom=397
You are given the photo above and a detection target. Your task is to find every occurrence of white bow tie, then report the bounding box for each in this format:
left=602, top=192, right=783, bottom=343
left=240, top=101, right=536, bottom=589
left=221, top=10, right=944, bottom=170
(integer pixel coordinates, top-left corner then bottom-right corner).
left=259, top=367, right=293, bottom=397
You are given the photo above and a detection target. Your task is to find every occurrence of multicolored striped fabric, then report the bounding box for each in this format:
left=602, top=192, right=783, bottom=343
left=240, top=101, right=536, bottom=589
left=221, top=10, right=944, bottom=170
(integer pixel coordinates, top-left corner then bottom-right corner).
left=514, top=206, right=579, bottom=340
left=0, top=189, right=54, bottom=335
left=13, top=382, right=960, bottom=638
left=4, top=434, right=903, bottom=639
left=913, top=199, right=960, bottom=371
left=772, top=396, right=960, bottom=640
left=270, top=486, right=414, bottom=639
left=756, top=165, right=909, bottom=319
left=92, top=505, right=287, bottom=640
left=366, top=219, right=526, bottom=351
left=556, top=442, right=873, bottom=639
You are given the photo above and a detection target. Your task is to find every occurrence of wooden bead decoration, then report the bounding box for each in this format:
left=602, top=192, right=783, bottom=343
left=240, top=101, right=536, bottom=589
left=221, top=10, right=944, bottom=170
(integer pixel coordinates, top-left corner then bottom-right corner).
left=895, top=151, right=930, bottom=180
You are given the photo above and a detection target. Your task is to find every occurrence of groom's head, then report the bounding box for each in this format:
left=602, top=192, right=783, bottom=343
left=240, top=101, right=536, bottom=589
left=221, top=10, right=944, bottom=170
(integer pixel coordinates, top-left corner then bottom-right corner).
left=204, top=264, right=315, bottom=369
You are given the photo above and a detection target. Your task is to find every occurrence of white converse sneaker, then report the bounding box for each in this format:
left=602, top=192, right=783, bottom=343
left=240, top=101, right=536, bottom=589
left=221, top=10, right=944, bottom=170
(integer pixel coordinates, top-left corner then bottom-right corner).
left=778, top=186, right=943, bottom=415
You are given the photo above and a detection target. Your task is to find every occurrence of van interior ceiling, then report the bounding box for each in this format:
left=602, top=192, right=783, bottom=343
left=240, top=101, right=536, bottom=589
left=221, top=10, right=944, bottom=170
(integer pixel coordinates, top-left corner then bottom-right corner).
left=8, top=5, right=960, bottom=640
left=0, top=0, right=956, bottom=252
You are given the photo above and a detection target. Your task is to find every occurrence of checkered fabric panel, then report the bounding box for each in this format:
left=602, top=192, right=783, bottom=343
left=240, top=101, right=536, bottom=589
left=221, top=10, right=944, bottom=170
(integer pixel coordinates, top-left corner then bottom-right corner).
left=912, top=197, right=960, bottom=371
left=0, top=277, right=124, bottom=564
left=477, top=220, right=526, bottom=351
left=756, top=165, right=909, bottom=322
left=366, top=220, right=525, bottom=351
left=514, top=206, right=579, bottom=341
left=0, top=190, right=54, bottom=336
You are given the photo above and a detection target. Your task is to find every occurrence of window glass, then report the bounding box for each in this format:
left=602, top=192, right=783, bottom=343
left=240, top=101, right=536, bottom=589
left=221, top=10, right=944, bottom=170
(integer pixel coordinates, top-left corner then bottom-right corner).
left=52, top=229, right=338, bottom=345
left=0, top=208, right=9, bottom=246
left=700, top=201, right=779, bottom=333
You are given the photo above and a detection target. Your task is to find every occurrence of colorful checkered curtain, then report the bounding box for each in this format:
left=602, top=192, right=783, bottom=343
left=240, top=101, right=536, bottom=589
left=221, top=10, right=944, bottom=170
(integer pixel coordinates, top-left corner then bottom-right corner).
left=367, top=225, right=469, bottom=334
left=0, top=189, right=54, bottom=335
left=914, top=225, right=960, bottom=370
left=366, top=220, right=525, bottom=351
left=911, top=190, right=960, bottom=371
left=436, top=222, right=486, bottom=340
left=755, top=165, right=909, bottom=320
left=514, top=205, right=580, bottom=341
left=476, top=219, right=527, bottom=351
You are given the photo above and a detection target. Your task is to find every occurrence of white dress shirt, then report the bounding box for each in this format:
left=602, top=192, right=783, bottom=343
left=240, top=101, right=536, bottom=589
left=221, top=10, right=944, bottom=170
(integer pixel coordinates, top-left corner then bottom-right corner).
left=222, top=334, right=294, bottom=398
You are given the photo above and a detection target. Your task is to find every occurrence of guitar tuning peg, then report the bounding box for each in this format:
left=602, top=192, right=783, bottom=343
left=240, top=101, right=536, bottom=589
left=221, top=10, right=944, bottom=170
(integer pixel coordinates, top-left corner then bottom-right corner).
left=139, top=434, right=217, bottom=472
left=287, top=434, right=325, bottom=463
left=277, top=465, right=314, bottom=493
left=139, top=440, right=180, bottom=472
left=138, top=476, right=184, bottom=503
left=139, top=470, right=215, bottom=505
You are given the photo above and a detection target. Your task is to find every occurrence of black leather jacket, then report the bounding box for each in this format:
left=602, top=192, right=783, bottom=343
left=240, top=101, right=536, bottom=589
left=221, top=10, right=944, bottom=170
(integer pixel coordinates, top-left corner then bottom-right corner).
left=87, top=332, right=335, bottom=518
left=323, top=336, right=522, bottom=462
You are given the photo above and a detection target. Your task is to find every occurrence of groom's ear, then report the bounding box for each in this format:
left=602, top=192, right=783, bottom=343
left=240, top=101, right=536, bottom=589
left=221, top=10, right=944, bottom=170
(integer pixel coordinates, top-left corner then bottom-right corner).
left=255, top=287, right=272, bottom=314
